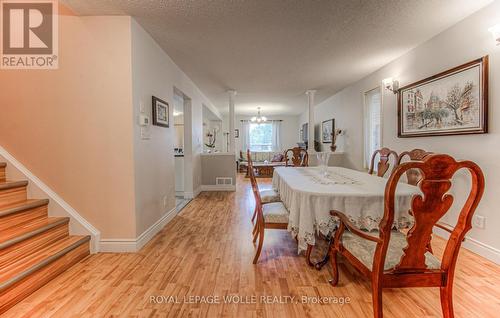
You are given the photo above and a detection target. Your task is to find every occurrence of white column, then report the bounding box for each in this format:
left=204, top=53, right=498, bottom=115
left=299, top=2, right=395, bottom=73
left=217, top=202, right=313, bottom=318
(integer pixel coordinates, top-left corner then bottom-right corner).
left=306, top=90, right=317, bottom=154
left=228, top=90, right=237, bottom=154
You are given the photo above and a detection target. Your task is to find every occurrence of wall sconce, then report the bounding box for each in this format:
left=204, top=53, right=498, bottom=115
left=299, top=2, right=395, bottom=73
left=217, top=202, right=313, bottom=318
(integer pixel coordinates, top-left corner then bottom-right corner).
left=489, top=24, right=500, bottom=45
left=383, top=78, right=399, bottom=94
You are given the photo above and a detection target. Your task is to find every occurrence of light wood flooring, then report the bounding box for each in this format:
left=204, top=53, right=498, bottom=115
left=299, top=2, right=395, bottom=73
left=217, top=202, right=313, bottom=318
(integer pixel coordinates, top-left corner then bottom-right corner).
left=3, top=175, right=500, bottom=317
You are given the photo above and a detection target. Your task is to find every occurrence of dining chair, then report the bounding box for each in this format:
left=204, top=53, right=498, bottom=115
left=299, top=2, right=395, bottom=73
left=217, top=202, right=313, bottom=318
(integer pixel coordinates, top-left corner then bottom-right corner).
left=397, top=149, right=433, bottom=185
left=284, top=147, right=308, bottom=167
left=328, top=154, right=485, bottom=318
left=247, top=150, right=281, bottom=223
left=368, top=148, right=398, bottom=177
left=249, top=158, right=289, bottom=264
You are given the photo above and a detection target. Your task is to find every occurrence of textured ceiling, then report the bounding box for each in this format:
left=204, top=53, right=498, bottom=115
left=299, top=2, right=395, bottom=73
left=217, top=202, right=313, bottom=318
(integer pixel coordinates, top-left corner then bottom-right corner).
left=62, top=0, right=492, bottom=115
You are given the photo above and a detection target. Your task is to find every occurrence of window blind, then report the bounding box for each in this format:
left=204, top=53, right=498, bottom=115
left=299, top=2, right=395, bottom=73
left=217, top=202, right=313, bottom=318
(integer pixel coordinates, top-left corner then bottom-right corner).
left=364, top=88, right=382, bottom=169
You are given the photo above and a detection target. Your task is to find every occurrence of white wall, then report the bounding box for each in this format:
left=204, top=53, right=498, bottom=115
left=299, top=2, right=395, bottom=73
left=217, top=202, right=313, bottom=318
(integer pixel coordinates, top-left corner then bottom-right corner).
left=130, top=19, right=218, bottom=236
left=300, top=0, right=500, bottom=262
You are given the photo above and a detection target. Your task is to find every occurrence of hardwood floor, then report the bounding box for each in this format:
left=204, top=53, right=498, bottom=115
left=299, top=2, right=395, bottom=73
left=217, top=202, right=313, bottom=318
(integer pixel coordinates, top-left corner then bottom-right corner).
left=4, top=174, right=500, bottom=317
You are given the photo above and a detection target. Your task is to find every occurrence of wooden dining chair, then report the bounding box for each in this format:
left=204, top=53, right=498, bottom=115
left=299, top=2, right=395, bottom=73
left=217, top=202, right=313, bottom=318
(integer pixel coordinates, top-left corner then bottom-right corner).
left=284, top=147, right=308, bottom=167
left=247, top=150, right=281, bottom=223
left=328, top=154, right=485, bottom=318
left=368, top=148, right=398, bottom=177
left=249, top=158, right=289, bottom=264
left=397, top=149, right=433, bottom=185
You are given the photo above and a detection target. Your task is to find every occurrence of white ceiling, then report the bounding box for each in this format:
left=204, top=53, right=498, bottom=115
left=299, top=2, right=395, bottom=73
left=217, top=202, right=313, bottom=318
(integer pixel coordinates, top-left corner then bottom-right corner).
left=62, top=0, right=492, bottom=116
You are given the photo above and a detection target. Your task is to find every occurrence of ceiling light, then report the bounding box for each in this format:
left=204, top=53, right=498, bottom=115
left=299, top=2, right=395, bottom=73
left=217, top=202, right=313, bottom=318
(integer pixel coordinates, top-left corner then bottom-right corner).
left=250, top=107, right=267, bottom=123
left=173, top=111, right=183, bottom=116
left=489, top=24, right=500, bottom=45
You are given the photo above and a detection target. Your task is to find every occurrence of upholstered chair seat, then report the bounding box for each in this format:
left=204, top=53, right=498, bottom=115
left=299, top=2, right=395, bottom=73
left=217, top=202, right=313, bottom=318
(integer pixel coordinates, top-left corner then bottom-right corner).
left=262, top=202, right=289, bottom=224
left=342, top=230, right=441, bottom=271
left=259, top=189, right=280, bottom=204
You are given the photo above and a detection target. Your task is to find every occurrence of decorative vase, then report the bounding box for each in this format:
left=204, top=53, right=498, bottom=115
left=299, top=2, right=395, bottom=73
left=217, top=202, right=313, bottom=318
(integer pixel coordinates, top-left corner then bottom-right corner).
left=316, top=152, right=331, bottom=176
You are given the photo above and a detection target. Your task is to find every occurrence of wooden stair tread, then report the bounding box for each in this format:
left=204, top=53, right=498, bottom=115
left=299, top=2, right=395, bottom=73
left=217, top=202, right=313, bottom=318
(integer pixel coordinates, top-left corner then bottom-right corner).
left=0, top=217, right=68, bottom=248
left=0, top=161, right=91, bottom=313
left=0, top=180, right=28, bottom=191
left=0, top=199, right=49, bottom=218
left=0, top=235, right=90, bottom=292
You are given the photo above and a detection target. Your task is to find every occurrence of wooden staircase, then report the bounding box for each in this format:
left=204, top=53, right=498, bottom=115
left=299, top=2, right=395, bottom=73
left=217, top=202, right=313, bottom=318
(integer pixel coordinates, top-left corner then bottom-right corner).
left=0, top=162, right=90, bottom=314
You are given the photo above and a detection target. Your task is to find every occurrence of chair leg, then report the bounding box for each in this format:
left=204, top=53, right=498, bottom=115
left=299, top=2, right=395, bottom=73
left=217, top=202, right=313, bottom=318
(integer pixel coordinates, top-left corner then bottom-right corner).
left=252, top=221, right=258, bottom=235
left=251, top=206, right=257, bottom=223
left=329, top=249, right=339, bottom=286
left=253, top=223, right=260, bottom=243
left=253, top=226, right=265, bottom=264
left=306, top=244, right=314, bottom=267
left=371, top=281, right=383, bottom=318
left=440, top=282, right=455, bottom=318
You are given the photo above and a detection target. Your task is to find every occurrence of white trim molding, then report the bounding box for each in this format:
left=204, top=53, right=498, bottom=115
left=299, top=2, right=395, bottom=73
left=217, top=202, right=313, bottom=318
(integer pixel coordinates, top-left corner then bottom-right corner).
left=200, top=185, right=236, bottom=192
left=184, top=186, right=201, bottom=199
left=434, top=228, right=500, bottom=265
left=100, top=207, right=176, bottom=252
left=0, top=145, right=101, bottom=253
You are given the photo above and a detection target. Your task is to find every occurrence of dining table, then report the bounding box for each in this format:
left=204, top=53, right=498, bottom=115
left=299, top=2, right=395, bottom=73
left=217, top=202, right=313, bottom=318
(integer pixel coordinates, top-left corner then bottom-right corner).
left=272, top=166, right=420, bottom=259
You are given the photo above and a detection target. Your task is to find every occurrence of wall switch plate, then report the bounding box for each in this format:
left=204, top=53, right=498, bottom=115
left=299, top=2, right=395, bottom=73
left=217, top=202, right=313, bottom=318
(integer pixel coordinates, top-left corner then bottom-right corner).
left=139, top=114, right=150, bottom=126
left=473, top=215, right=486, bottom=229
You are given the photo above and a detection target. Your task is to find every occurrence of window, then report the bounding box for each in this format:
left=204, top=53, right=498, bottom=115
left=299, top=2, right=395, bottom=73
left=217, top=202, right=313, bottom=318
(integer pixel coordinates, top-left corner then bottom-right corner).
left=364, top=88, right=382, bottom=169
left=249, top=123, right=273, bottom=152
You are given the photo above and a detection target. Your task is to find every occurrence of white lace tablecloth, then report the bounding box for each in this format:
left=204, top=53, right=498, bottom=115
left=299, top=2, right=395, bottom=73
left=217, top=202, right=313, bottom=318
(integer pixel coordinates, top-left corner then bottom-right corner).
left=272, top=167, right=419, bottom=253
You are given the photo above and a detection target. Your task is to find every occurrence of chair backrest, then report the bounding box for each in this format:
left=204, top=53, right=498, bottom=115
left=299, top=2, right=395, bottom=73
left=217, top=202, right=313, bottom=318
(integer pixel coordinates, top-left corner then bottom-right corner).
left=368, top=148, right=398, bottom=177
left=397, top=149, right=433, bottom=185
left=247, top=150, right=262, bottom=208
left=377, top=154, right=485, bottom=274
left=284, top=147, right=308, bottom=167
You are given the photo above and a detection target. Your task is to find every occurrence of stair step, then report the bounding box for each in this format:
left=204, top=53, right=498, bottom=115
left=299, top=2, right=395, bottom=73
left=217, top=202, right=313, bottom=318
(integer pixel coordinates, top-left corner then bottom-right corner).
left=0, top=217, right=69, bottom=267
left=0, top=199, right=49, bottom=218
left=0, top=180, right=28, bottom=191
left=0, top=235, right=90, bottom=314
left=0, top=199, right=49, bottom=230
left=0, top=217, right=69, bottom=250
left=0, top=180, right=28, bottom=208
left=0, top=163, right=5, bottom=181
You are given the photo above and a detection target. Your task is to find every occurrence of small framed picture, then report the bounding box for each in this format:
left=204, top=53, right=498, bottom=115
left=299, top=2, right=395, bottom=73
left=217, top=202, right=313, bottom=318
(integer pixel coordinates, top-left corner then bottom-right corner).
left=235, top=129, right=239, bottom=138
left=152, top=96, right=169, bottom=128
left=322, top=119, right=335, bottom=143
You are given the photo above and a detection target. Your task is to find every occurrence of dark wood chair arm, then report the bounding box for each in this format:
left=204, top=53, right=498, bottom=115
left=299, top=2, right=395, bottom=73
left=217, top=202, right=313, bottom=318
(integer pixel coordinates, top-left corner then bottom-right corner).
left=330, top=210, right=381, bottom=243
left=434, top=222, right=454, bottom=233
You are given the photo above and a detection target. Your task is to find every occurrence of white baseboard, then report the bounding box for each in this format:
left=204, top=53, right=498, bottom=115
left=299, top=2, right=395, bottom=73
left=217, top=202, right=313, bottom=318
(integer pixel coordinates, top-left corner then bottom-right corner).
left=0, top=145, right=101, bottom=253
left=433, top=227, right=500, bottom=265
left=200, top=185, right=236, bottom=192
left=100, top=207, right=176, bottom=253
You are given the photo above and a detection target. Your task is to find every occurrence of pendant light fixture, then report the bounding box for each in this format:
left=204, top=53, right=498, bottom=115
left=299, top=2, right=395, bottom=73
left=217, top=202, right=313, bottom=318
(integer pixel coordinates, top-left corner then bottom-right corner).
left=251, top=107, right=267, bottom=123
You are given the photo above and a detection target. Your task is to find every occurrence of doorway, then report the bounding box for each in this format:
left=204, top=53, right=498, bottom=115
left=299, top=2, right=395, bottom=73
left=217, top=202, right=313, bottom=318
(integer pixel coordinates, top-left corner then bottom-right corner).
left=173, top=87, right=193, bottom=210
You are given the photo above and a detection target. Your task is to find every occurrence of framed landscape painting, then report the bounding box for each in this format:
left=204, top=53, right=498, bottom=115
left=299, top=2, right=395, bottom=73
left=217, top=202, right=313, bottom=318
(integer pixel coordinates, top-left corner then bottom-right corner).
left=397, top=56, right=488, bottom=138
left=152, top=96, right=169, bottom=128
